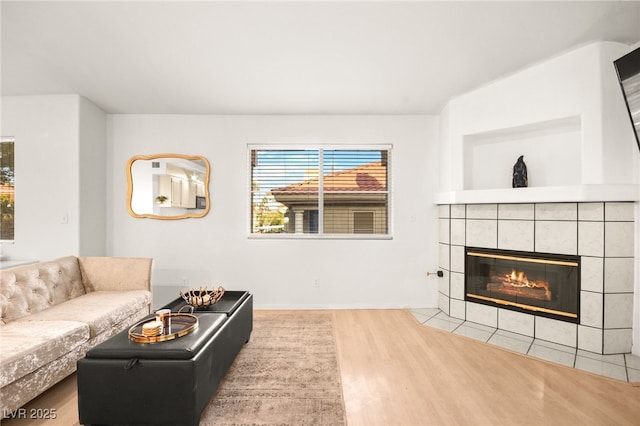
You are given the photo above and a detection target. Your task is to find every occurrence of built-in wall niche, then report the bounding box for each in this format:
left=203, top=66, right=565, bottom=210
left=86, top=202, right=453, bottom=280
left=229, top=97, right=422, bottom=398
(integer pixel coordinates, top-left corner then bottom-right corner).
left=463, top=116, right=582, bottom=190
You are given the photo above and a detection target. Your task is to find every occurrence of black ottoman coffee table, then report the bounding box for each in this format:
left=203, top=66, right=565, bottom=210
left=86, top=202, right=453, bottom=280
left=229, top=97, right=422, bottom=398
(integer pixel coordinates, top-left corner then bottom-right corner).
left=77, top=291, right=252, bottom=426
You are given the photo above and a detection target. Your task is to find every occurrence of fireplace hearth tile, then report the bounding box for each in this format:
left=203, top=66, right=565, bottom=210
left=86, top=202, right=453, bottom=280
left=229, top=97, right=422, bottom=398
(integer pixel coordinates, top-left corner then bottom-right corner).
left=604, top=293, right=633, bottom=329
left=580, top=291, right=603, bottom=328
left=603, top=329, right=632, bottom=354
left=450, top=245, right=465, bottom=273
left=438, top=272, right=450, bottom=296
left=528, top=340, right=576, bottom=368
left=411, top=307, right=441, bottom=317
left=410, top=311, right=431, bottom=324
left=535, top=221, right=578, bottom=255
left=438, top=218, right=450, bottom=244
left=449, top=298, right=465, bottom=320
left=498, top=309, right=534, bottom=337
left=604, top=202, right=635, bottom=222
left=438, top=243, right=450, bottom=270
left=535, top=203, right=577, bottom=221
left=578, top=203, right=604, bottom=221
left=450, top=218, right=465, bottom=245
left=453, top=322, right=495, bottom=342
left=574, top=355, right=628, bottom=381
left=450, top=272, right=464, bottom=300
left=466, top=219, right=497, bottom=248
left=438, top=204, right=451, bottom=219
left=627, top=368, right=640, bottom=383
left=498, top=203, right=534, bottom=220
left=604, top=258, right=634, bottom=293
left=415, top=308, right=638, bottom=382
left=466, top=204, right=497, bottom=219
left=578, top=221, right=604, bottom=256
left=488, top=330, right=533, bottom=354
left=577, top=350, right=625, bottom=366
left=410, top=308, right=440, bottom=324
left=437, top=292, right=450, bottom=316
left=424, top=312, right=464, bottom=333
left=578, top=325, right=603, bottom=354
left=466, top=302, right=497, bottom=328
left=497, top=220, right=534, bottom=252
left=451, top=204, right=465, bottom=219
left=604, top=222, right=634, bottom=257
left=535, top=317, right=577, bottom=347
left=580, top=256, right=604, bottom=293
left=624, top=353, right=640, bottom=370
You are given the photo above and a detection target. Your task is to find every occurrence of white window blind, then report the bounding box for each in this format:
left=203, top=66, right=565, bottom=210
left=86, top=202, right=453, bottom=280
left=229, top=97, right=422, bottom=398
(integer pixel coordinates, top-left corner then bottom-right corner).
left=250, top=146, right=391, bottom=237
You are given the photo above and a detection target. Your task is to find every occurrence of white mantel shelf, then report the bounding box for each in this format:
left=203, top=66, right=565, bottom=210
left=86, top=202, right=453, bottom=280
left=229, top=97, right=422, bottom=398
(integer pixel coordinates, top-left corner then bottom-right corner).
left=434, top=185, right=640, bottom=205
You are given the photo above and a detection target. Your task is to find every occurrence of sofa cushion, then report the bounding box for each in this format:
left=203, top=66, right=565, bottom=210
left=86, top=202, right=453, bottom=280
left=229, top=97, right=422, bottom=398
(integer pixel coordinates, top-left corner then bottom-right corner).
left=15, top=290, right=151, bottom=338
left=0, top=256, right=86, bottom=324
left=0, top=320, right=90, bottom=387
left=79, top=257, right=152, bottom=292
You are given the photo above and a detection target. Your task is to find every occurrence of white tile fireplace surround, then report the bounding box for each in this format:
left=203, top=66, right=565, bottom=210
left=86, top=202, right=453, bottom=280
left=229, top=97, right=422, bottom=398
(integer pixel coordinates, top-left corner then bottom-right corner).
left=437, top=202, right=635, bottom=355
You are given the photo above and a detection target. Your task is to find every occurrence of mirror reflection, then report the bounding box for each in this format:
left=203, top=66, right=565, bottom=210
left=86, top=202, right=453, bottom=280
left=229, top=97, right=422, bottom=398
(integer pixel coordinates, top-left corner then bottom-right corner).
left=127, top=154, right=210, bottom=219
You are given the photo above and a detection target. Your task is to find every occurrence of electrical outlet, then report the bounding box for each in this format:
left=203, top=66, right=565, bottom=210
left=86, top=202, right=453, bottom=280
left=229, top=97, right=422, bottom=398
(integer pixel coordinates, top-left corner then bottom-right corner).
left=60, top=212, right=68, bottom=224
left=313, top=278, right=320, bottom=288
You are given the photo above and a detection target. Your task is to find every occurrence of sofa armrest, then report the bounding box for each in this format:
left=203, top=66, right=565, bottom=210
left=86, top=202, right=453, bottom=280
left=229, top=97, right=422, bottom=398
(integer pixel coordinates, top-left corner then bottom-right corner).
left=78, top=257, right=152, bottom=292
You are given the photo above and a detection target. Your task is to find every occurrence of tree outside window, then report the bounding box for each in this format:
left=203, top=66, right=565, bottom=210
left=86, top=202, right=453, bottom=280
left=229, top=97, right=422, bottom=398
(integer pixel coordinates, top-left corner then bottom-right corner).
left=1, top=138, right=15, bottom=241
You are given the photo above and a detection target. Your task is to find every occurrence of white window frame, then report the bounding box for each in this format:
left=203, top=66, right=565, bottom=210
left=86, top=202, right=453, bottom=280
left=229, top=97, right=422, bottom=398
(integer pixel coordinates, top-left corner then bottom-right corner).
left=248, top=144, right=392, bottom=240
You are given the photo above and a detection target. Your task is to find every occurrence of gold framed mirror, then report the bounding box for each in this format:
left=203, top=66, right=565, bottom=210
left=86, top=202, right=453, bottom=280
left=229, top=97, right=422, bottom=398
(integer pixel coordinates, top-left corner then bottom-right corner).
left=126, top=153, right=210, bottom=220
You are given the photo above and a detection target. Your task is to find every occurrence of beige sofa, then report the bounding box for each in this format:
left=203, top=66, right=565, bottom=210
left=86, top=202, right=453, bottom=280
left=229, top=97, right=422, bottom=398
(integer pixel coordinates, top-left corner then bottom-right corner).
left=0, top=256, right=153, bottom=413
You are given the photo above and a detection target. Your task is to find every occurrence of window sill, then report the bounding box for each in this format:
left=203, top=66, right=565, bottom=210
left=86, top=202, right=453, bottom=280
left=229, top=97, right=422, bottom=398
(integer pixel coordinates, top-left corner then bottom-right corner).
left=248, top=234, right=393, bottom=241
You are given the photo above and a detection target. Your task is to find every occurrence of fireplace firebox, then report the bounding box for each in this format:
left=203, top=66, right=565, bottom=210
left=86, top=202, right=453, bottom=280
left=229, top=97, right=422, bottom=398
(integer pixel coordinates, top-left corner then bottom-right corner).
left=465, top=247, right=580, bottom=323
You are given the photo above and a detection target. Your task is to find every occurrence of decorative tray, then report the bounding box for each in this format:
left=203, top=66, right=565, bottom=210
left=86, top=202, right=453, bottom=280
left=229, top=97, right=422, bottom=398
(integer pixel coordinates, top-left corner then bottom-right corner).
left=128, top=313, right=198, bottom=343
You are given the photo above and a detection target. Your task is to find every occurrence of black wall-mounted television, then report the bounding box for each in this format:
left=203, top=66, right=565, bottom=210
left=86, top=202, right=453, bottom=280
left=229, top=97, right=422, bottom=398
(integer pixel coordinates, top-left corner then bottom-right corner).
left=614, top=46, right=640, bottom=151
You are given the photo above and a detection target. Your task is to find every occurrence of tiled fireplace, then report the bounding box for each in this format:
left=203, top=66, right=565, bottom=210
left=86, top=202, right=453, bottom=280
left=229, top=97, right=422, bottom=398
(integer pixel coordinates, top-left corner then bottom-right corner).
left=438, top=202, right=635, bottom=355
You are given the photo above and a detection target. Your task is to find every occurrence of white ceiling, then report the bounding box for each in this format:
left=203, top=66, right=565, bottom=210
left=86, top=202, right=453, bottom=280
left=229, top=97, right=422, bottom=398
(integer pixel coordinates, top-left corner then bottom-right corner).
left=2, top=1, right=640, bottom=115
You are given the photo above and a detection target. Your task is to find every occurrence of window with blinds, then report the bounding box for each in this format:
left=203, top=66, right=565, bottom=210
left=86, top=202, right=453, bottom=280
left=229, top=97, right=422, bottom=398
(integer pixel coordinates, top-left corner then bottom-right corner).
left=250, top=146, right=391, bottom=237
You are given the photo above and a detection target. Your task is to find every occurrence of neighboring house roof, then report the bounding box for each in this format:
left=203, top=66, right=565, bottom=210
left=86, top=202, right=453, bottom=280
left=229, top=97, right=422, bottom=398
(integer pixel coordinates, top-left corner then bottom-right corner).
left=270, top=161, right=386, bottom=195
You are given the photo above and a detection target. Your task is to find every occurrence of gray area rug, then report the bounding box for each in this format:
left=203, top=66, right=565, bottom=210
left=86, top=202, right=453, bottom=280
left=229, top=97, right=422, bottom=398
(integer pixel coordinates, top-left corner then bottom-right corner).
left=199, top=312, right=347, bottom=426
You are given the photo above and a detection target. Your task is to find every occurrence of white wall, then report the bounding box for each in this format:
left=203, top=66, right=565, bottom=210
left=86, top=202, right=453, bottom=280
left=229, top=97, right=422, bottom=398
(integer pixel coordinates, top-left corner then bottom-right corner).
left=79, top=96, right=107, bottom=256
left=439, top=41, right=638, bottom=192
left=1, top=95, right=80, bottom=260
left=1, top=95, right=107, bottom=261
left=108, top=115, right=441, bottom=309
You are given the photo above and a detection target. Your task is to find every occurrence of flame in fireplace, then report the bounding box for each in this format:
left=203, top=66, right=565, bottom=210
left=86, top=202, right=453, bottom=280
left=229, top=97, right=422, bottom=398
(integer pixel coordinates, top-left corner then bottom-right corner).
left=487, top=269, right=552, bottom=301
left=503, top=269, right=551, bottom=300
left=506, top=269, right=549, bottom=292
left=507, top=269, right=538, bottom=287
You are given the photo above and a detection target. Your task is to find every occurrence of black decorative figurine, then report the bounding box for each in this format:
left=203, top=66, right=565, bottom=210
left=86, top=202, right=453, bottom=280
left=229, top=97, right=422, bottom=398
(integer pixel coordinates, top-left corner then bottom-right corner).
left=512, top=155, right=528, bottom=188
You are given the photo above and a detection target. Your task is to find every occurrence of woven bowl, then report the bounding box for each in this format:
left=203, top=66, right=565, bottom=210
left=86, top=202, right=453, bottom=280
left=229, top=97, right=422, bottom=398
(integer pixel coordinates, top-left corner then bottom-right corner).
left=179, top=286, right=225, bottom=308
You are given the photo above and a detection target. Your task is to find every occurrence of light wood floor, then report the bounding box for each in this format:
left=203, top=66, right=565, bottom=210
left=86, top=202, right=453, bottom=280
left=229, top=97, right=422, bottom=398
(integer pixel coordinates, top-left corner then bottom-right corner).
left=4, top=309, right=640, bottom=426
